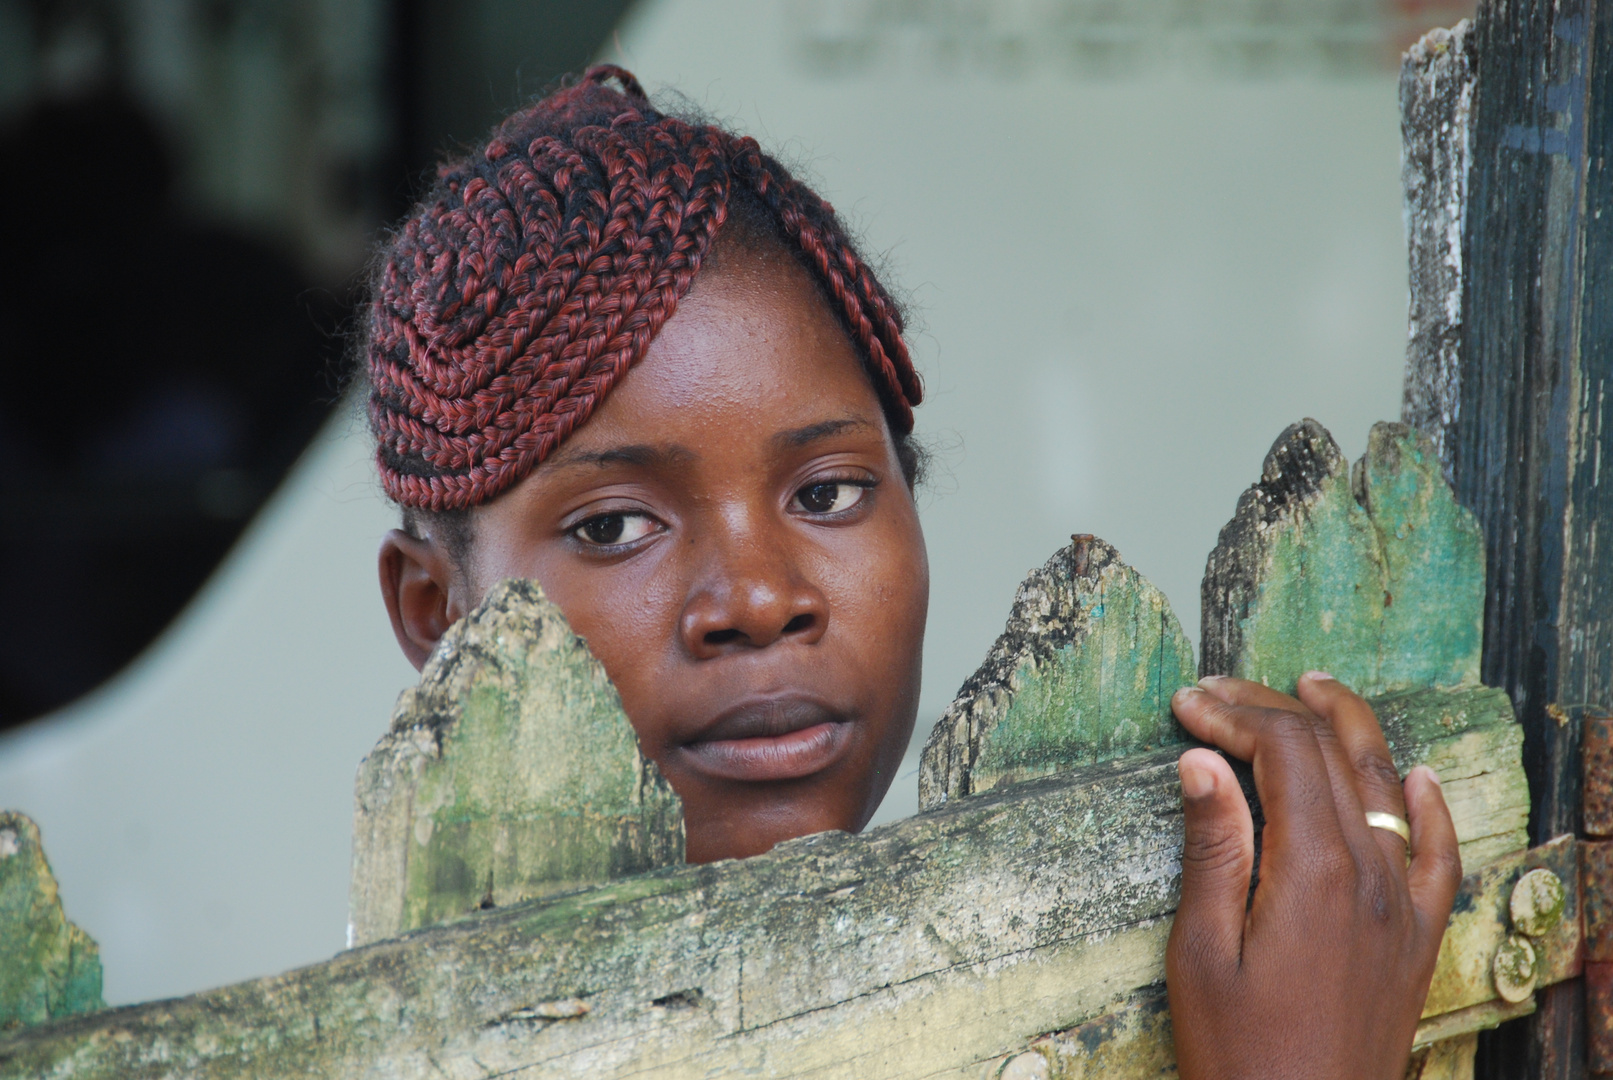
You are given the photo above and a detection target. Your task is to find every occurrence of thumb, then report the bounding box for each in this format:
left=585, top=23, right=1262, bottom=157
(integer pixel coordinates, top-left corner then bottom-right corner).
left=1169, top=748, right=1256, bottom=972
left=1404, top=766, right=1462, bottom=929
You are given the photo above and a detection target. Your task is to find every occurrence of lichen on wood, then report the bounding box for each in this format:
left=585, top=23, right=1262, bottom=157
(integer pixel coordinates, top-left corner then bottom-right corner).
left=0, top=813, right=103, bottom=1033
left=348, top=578, right=683, bottom=946
left=0, top=414, right=1530, bottom=1076
left=1201, top=419, right=1484, bottom=696
left=920, top=536, right=1196, bottom=809
left=0, top=680, right=1525, bottom=1079
left=1421, top=835, right=1578, bottom=1021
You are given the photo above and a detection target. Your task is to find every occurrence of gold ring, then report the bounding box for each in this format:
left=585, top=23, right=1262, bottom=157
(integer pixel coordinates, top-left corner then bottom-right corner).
left=1366, top=811, right=1411, bottom=845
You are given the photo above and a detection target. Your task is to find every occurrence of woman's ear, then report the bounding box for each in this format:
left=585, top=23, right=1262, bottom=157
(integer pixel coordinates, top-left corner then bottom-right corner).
left=379, top=528, right=469, bottom=670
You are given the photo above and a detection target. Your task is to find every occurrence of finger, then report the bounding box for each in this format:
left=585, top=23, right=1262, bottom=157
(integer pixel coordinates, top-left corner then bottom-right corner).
left=1172, top=686, right=1348, bottom=858
left=1173, top=683, right=1266, bottom=760
left=1169, top=748, right=1255, bottom=972
left=1295, top=672, right=1409, bottom=865
left=1197, top=674, right=1310, bottom=717
left=1404, top=766, right=1462, bottom=932
left=1197, top=676, right=1363, bottom=810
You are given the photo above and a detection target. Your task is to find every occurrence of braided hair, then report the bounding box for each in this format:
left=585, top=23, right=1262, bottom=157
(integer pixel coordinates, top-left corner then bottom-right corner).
left=366, top=65, right=923, bottom=533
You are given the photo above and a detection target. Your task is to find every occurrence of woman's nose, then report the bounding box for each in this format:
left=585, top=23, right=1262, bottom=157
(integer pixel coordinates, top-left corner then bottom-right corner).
left=678, top=535, right=829, bottom=658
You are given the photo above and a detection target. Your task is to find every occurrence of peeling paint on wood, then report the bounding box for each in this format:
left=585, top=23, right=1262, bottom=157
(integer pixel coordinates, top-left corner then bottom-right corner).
left=1398, top=0, right=1613, bottom=1070
left=1201, top=420, right=1484, bottom=697
left=1401, top=20, right=1475, bottom=482
left=0, top=679, right=1526, bottom=1079
left=347, top=579, right=683, bottom=946
left=0, top=813, right=103, bottom=1033
left=1424, top=836, right=1579, bottom=1020
left=1010, top=987, right=1175, bottom=1080
left=920, top=536, right=1196, bottom=809
left=0, top=411, right=1535, bottom=1075
left=981, top=827, right=1556, bottom=1080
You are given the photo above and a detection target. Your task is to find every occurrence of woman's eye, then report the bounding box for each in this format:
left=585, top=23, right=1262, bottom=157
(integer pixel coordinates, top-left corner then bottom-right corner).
left=795, top=481, right=867, bottom=515
left=572, top=512, right=658, bottom=546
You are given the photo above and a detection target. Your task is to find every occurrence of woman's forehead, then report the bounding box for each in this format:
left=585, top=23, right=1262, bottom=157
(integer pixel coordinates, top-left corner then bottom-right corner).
left=568, top=246, right=886, bottom=446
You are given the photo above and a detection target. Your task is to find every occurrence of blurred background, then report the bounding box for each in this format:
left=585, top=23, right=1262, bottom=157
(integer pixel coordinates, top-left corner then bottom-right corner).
left=0, top=0, right=1473, bottom=1005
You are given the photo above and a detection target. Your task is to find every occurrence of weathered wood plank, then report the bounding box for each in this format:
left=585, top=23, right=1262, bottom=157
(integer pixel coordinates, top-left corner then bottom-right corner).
left=1411, top=1033, right=1482, bottom=1080
left=1402, top=0, right=1613, bottom=1074
left=1401, top=20, right=1475, bottom=483
left=1374, top=686, right=1529, bottom=869
left=1423, top=835, right=1580, bottom=1022
left=0, top=813, right=103, bottom=1033
left=1200, top=419, right=1484, bottom=696
left=349, top=579, right=684, bottom=947
left=919, top=536, right=1196, bottom=809
left=0, top=686, right=1525, bottom=1079
left=1451, top=0, right=1610, bottom=853
left=985, top=832, right=1565, bottom=1080
left=0, top=409, right=1531, bottom=1075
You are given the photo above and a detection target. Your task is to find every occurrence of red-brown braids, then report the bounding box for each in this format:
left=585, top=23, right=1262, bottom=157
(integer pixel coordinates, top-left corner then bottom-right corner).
left=367, top=65, right=922, bottom=512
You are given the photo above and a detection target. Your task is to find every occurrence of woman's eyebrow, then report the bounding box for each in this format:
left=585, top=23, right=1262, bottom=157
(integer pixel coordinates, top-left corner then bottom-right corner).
left=772, top=416, right=875, bottom=450
left=545, top=444, right=697, bottom=471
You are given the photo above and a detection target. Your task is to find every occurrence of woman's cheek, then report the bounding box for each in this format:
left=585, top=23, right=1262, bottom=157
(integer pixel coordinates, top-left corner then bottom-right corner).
left=838, top=521, right=928, bottom=678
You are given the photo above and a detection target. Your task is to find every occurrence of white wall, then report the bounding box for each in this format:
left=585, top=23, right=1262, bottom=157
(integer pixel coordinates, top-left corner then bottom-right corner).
left=0, top=411, right=418, bottom=1004
left=607, top=3, right=1412, bottom=820
left=0, top=0, right=1415, bottom=1005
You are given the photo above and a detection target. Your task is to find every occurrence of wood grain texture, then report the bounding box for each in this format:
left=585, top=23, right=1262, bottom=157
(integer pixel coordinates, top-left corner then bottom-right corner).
left=0, top=688, right=1527, bottom=1080
left=1453, top=0, right=1609, bottom=865
left=348, top=579, right=683, bottom=947
left=1411, top=1034, right=1482, bottom=1080
left=919, top=536, right=1195, bottom=809
left=1409, top=0, right=1613, bottom=1074
left=1201, top=419, right=1484, bottom=696
left=0, top=411, right=1533, bottom=1076
left=1401, top=20, right=1475, bottom=483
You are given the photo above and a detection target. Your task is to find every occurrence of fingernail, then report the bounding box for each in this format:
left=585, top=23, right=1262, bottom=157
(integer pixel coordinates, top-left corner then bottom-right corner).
left=1198, top=675, right=1228, bottom=688
left=1416, top=765, right=1443, bottom=791
left=1179, top=759, right=1216, bottom=799
left=1173, top=685, right=1204, bottom=701
left=1303, top=670, right=1335, bottom=681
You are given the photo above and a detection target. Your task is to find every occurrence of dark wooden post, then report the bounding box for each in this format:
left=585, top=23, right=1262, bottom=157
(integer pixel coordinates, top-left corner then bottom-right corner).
left=1404, top=0, right=1612, bottom=1075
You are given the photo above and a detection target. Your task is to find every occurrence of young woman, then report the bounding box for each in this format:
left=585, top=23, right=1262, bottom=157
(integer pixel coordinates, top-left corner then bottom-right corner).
left=369, top=66, right=1461, bottom=1078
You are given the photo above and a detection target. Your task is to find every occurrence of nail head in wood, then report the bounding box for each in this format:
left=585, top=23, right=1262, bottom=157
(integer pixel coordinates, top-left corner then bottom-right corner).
left=1492, top=933, right=1538, bottom=1004
left=1510, top=867, right=1567, bottom=938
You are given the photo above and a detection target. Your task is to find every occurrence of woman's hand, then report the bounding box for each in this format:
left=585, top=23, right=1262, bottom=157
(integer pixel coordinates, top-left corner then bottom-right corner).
left=1166, top=672, right=1463, bottom=1080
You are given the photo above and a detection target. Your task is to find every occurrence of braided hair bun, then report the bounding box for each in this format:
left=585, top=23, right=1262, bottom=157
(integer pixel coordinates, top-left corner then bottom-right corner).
left=367, top=65, right=923, bottom=512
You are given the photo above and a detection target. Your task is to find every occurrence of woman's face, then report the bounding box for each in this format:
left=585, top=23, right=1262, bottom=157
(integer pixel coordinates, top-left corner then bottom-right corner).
left=381, top=238, right=930, bottom=862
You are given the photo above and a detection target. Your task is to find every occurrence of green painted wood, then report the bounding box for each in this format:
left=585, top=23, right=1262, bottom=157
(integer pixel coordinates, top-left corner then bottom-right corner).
left=0, top=813, right=103, bottom=1033
left=1406, top=0, right=1613, bottom=1073
left=919, top=536, right=1197, bottom=810
left=0, top=405, right=1529, bottom=1075
left=348, top=579, right=683, bottom=947
left=1363, top=424, right=1486, bottom=691
left=1201, top=419, right=1484, bottom=696
left=0, top=686, right=1526, bottom=1080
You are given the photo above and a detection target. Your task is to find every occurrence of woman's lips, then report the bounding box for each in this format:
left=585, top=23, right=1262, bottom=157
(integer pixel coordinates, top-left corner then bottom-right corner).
left=679, top=698, right=851, bottom=782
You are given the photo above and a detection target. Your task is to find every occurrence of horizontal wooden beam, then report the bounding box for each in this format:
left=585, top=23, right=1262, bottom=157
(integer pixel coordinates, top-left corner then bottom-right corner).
left=0, top=686, right=1526, bottom=1079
